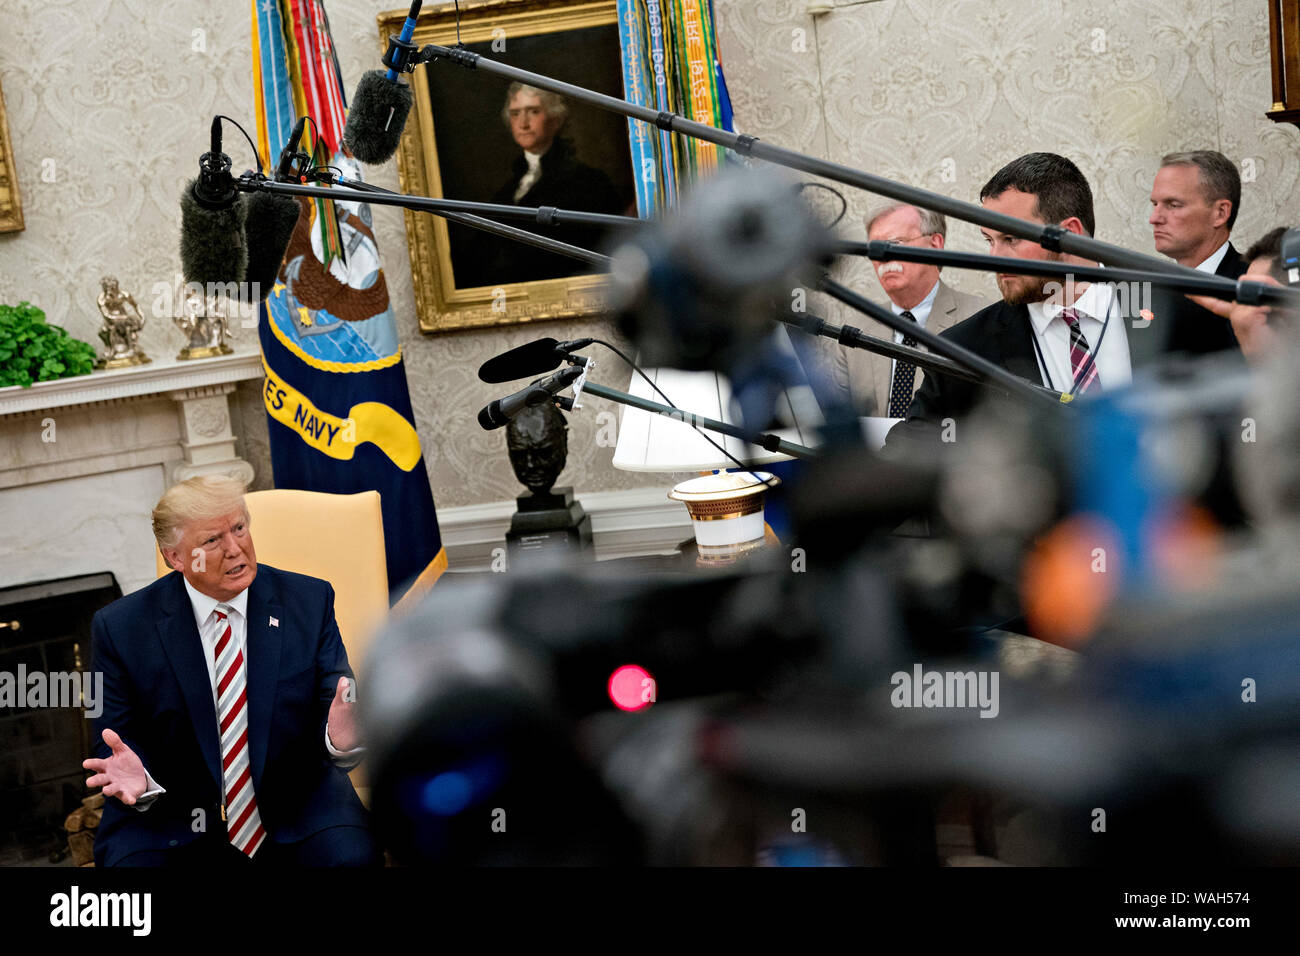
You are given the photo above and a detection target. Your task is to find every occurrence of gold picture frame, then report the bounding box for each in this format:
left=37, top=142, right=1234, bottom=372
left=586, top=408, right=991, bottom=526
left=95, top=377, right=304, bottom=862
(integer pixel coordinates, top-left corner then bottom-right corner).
left=380, top=0, right=636, bottom=333
left=0, top=77, right=24, bottom=234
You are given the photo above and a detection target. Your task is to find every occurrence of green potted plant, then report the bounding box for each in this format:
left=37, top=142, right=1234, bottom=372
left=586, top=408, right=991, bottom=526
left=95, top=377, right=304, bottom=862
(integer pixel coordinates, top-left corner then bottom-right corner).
left=0, top=301, right=98, bottom=388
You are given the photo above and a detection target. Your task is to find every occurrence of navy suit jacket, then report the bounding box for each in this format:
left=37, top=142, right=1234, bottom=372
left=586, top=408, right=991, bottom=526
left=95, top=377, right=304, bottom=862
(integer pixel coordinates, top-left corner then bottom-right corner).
left=90, top=564, right=370, bottom=866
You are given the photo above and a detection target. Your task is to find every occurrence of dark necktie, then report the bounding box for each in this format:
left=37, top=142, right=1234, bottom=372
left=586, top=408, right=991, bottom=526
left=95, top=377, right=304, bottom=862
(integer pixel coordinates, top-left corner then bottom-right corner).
left=1060, top=307, right=1102, bottom=394
left=887, top=310, right=919, bottom=418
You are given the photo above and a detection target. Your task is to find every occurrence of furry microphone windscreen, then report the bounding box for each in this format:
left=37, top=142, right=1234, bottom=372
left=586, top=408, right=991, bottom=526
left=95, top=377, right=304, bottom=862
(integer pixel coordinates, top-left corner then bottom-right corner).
left=343, top=70, right=415, bottom=165
left=241, top=191, right=303, bottom=303
left=180, top=182, right=249, bottom=289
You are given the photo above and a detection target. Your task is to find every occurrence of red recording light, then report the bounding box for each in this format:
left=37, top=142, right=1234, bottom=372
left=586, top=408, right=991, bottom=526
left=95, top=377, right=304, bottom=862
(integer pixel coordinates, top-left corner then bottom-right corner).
left=608, top=664, right=655, bottom=712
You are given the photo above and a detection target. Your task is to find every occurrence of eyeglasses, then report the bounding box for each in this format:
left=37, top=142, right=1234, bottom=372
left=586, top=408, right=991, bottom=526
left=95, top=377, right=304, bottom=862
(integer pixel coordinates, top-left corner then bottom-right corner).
left=873, top=232, right=936, bottom=244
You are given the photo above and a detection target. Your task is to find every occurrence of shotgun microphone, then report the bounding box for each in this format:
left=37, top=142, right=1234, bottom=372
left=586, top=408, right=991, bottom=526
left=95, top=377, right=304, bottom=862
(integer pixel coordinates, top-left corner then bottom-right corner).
left=180, top=117, right=248, bottom=289
left=238, top=117, right=312, bottom=303
left=478, top=365, right=585, bottom=430
left=478, top=338, right=596, bottom=383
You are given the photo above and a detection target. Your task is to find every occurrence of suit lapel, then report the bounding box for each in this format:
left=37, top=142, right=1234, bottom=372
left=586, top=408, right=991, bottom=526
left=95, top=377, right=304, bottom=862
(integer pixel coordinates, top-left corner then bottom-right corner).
left=244, top=568, right=283, bottom=790
left=929, top=281, right=962, bottom=337
left=994, top=303, right=1042, bottom=385
left=1216, top=242, right=1244, bottom=279
left=1126, top=280, right=1165, bottom=370
left=157, top=573, right=223, bottom=795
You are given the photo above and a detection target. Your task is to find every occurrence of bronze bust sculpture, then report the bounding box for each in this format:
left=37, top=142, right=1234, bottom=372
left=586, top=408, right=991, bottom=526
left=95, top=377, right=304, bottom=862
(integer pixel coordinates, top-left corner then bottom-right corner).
left=506, top=399, right=569, bottom=496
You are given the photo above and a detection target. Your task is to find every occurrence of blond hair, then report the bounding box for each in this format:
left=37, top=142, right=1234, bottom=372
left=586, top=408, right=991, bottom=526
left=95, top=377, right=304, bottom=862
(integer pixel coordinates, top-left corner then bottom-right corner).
left=152, top=475, right=250, bottom=552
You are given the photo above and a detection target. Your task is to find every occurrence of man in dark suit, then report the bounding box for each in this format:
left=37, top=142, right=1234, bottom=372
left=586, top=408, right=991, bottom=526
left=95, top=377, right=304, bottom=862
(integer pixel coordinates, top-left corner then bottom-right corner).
left=888, top=152, right=1242, bottom=449
left=1148, top=150, right=1246, bottom=353
left=83, top=476, right=376, bottom=866
left=456, top=83, right=626, bottom=288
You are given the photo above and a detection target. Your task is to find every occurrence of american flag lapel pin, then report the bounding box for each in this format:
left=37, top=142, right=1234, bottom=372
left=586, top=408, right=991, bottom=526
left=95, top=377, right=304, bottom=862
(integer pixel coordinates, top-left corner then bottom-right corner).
left=269, top=616, right=279, bottom=628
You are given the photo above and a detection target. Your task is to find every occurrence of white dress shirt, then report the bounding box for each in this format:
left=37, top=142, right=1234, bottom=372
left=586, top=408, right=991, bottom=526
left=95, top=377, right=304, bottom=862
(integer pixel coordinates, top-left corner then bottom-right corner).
left=133, top=576, right=359, bottom=811
left=888, top=279, right=940, bottom=390
left=1196, top=239, right=1231, bottom=275
left=513, top=150, right=544, bottom=201
left=1027, top=281, right=1133, bottom=395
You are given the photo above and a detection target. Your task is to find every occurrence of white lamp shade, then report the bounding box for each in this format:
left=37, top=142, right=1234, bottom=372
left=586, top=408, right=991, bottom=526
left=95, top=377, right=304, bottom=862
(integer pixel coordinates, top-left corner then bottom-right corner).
left=611, top=367, right=822, bottom=473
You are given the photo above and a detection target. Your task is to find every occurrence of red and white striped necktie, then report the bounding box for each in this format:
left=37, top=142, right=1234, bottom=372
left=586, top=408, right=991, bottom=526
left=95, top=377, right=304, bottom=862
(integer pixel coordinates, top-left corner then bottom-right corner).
left=213, top=605, right=265, bottom=858
left=1060, top=307, right=1102, bottom=394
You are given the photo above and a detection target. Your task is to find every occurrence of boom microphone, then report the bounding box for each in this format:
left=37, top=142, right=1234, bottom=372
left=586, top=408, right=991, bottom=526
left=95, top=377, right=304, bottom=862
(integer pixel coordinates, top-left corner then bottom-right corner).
left=275, top=116, right=308, bottom=183
left=478, top=338, right=597, bottom=383
left=240, top=190, right=302, bottom=304
left=478, top=365, right=585, bottom=430
left=238, top=119, right=312, bottom=303
left=180, top=117, right=247, bottom=288
left=343, top=0, right=420, bottom=164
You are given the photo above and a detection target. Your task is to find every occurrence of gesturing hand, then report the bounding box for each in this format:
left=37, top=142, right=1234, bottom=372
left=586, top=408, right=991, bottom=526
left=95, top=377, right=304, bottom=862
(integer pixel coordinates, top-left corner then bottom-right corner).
left=1188, top=273, right=1283, bottom=363
left=82, top=728, right=148, bottom=806
left=327, top=676, right=361, bottom=753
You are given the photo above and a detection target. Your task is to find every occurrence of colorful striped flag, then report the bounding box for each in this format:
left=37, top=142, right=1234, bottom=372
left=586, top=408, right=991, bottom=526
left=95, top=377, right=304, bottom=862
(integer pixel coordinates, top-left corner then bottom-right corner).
left=250, top=0, right=446, bottom=606
left=617, top=0, right=735, bottom=212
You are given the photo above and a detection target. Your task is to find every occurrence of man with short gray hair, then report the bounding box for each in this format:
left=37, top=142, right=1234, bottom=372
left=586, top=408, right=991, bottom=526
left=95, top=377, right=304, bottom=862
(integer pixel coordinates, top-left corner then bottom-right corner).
left=1148, top=149, right=1245, bottom=352
left=833, top=202, right=988, bottom=416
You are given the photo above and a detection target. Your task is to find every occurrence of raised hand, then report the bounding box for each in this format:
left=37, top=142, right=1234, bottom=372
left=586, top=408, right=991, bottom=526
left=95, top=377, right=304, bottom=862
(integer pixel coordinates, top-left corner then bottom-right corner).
left=82, top=728, right=148, bottom=806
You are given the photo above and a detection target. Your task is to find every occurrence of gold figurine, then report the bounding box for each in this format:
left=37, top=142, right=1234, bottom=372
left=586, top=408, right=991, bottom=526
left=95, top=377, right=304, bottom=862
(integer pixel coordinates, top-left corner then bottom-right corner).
left=173, top=291, right=233, bottom=360
left=95, top=275, right=151, bottom=369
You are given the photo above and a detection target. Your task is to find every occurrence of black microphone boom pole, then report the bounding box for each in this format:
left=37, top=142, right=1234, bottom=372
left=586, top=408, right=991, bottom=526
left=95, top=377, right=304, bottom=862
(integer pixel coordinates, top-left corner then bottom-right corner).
left=777, top=312, right=987, bottom=388
left=317, top=173, right=611, bottom=269
left=251, top=177, right=637, bottom=231
left=411, top=43, right=1212, bottom=282
left=840, top=240, right=1300, bottom=309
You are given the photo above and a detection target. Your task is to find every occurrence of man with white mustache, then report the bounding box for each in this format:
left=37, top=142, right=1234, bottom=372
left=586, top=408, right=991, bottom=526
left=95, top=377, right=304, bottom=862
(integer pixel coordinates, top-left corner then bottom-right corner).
left=833, top=203, right=989, bottom=417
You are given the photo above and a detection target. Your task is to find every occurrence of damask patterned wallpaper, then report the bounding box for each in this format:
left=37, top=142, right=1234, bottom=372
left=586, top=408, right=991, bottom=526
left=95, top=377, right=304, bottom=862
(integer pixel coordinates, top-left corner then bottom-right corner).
left=1, top=0, right=1296, bottom=507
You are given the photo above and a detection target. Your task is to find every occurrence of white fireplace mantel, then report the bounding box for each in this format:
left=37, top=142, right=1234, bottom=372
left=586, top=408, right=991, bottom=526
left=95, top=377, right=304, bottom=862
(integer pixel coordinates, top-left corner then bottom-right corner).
left=0, top=349, right=264, bottom=417
left=0, top=348, right=264, bottom=595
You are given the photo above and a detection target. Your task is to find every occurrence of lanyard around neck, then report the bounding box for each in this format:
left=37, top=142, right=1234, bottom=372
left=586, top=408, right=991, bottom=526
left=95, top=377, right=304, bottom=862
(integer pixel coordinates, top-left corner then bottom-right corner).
left=1030, top=292, right=1115, bottom=397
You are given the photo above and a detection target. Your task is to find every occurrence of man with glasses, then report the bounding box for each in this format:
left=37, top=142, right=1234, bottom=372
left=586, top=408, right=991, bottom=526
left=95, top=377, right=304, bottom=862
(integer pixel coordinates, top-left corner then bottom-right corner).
left=833, top=202, right=988, bottom=417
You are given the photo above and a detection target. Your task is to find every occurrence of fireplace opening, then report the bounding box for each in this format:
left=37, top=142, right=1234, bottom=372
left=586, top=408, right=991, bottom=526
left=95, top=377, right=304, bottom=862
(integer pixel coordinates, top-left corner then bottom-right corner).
left=0, top=572, right=122, bottom=866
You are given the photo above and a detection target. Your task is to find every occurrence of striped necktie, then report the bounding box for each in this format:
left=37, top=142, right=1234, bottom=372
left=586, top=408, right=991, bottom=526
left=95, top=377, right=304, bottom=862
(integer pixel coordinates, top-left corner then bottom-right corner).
left=212, top=604, right=265, bottom=858
left=887, top=310, right=919, bottom=418
left=1060, top=307, right=1102, bottom=394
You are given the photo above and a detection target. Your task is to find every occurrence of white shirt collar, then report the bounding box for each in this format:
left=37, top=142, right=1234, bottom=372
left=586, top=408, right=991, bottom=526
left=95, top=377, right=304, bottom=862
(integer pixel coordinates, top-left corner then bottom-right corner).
left=182, top=575, right=250, bottom=633
left=523, top=150, right=544, bottom=171
left=1027, top=279, right=1118, bottom=335
left=1195, top=240, right=1231, bottom=275
left=892, top=279, right=940, bottom=324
